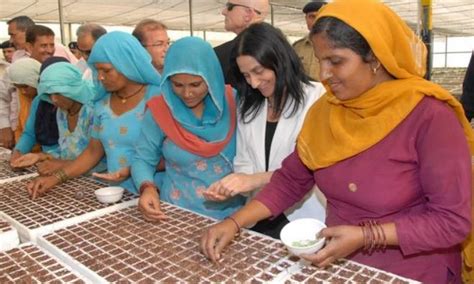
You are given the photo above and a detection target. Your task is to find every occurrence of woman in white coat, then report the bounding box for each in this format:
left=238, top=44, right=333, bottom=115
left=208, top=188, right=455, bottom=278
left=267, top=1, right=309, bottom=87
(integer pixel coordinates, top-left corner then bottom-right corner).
left=204, top=22, right=326, bottom=238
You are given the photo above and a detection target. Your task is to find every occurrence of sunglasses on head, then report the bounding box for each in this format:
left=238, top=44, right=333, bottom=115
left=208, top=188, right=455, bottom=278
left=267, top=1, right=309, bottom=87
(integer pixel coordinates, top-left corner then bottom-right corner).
left=225, top=2, right=262, bottom=15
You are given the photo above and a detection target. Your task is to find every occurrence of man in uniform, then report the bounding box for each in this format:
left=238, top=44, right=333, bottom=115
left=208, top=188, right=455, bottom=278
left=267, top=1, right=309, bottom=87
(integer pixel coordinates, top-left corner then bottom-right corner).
left=292, top=1, right=327, bottom=81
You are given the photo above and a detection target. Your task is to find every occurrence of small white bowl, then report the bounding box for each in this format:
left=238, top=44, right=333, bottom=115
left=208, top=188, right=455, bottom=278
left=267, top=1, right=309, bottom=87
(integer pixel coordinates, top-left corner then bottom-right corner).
left=280, top=218, right=326, bottom=256
left=95, top=186, right=124, bottom=204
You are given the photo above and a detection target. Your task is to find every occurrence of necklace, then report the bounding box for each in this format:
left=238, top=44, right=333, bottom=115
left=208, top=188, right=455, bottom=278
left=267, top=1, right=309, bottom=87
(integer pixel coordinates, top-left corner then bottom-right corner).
left=115, top=85, right=145, bottom=104
left=267, top=98, right=275, bottom=108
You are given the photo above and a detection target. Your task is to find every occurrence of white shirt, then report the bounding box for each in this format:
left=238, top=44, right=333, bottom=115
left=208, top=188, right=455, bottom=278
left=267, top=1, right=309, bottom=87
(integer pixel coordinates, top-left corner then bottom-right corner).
left=234, top=81, right=327, bottom=222
left=0, top=63, right=19, bottom=130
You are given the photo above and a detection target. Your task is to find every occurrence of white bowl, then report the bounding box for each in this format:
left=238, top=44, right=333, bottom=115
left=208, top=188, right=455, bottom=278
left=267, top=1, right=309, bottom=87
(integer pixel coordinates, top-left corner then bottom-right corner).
left=95, top=186, right=124, bottom=204
left=280, top=218, right=326, bottom=256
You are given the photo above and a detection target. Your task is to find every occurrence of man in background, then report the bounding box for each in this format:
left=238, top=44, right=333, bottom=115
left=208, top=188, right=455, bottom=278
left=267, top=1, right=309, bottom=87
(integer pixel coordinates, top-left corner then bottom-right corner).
left=1, top=41, right=16, bottom=64
left=7, top=16, right=35, bottom=62
left=68, top=41, right=82, bottom=60
left=214, top=0, right=269, bottom=86
left=0, top=41, right=17, bottom=148
left=76, top=23, right=107, bottom=62
left=0, top=16, right=34, bottom=148
left=292, top=1, right=327, bottom=81
left=133, top=19, right=169, bottom=74
left=75, top=23, right=107, bottom=78
left=25, top=25, right=55, bottom=64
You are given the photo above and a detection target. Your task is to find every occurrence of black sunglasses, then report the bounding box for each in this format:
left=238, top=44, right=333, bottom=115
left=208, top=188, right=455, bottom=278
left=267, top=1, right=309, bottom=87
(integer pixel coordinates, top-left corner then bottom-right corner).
left=225, top=2, right=261, bottom=15
left=77, top=47, right=92, bottom=56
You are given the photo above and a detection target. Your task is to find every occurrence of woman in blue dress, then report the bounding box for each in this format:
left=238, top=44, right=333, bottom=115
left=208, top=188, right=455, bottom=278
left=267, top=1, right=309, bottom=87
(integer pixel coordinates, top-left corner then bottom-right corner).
left=132, top=36, right=245, bottom=220
left=27, top=31, right=161, bottom=199
left=11, top=62, right=99, bottom=175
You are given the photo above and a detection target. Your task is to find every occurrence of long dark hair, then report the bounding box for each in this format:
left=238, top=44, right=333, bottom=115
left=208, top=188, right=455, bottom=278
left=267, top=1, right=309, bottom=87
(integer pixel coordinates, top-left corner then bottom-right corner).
left=311, top=17, right=373, bottom=63
left=230, top=22, right=310, bottom=123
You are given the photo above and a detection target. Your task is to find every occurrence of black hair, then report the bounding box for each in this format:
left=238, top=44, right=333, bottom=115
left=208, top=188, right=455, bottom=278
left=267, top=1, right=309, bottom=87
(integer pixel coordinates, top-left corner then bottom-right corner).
left=231, top=22, right=310, bottom=123
left=7, top=16, right=35, bottom=31
left=26, top=25, right=55, bottom=44
left=311, top=17, right=373, bottom=63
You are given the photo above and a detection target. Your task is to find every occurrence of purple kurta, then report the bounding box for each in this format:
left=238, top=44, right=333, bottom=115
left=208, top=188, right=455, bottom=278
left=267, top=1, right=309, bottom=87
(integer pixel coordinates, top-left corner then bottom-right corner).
left=256, top=97, right=472, bottom=283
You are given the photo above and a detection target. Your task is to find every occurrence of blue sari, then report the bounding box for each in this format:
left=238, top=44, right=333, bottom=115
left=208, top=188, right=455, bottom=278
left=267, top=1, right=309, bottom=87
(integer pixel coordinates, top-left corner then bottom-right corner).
left=132, top=37, right=244, bottom=219
left=88, top=31, right=161, bottom=194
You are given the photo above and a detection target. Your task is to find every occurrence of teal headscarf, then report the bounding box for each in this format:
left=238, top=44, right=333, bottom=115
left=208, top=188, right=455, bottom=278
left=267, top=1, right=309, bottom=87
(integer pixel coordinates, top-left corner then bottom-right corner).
left=160, top=36, right=235, bottom=161
left=88, top=31, right=161, bottom=100
left=38, top=62, right=96, bottom=105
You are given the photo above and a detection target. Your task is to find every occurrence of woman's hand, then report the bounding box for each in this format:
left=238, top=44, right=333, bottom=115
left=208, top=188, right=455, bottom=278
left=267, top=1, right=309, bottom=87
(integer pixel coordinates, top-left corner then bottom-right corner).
left=9, top=150, right=22, bottom=167
left=200, top=219, right=239, bottom=263
left=10, top=153, right=40, bottom=168
left=301, top=225, right=364, bottom=268
left=26, top=175, right=60, bottom=200
left=92, top=167, right=130, bottom=182
left=138, top=186, right=167, bottom=221
left=203, top=173, right=257, bottom=201
left=37, top=159, right=65, bottom=176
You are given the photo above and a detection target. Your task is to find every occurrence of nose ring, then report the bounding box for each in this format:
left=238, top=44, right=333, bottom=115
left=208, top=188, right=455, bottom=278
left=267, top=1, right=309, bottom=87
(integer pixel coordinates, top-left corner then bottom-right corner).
left=321, top=70, right=333, bottom=80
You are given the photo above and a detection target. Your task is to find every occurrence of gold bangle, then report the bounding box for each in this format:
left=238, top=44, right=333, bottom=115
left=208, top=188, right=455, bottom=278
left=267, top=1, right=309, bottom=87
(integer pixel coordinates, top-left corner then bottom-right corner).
left=53, top=169, right=69, bottom=184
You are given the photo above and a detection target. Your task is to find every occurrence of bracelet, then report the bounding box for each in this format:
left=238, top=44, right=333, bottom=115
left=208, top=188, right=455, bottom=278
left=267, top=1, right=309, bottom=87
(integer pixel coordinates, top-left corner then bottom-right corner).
left=53, top=169, right=69, bottom=184
left=43, top=154, right=53, bottom=161
left=359, top=220, right=387, bottom=254
left=226, top=216, right=241, bottom=238
left=139, top=181, right=160, bottom=196
left=377, top=222, right=387, bottom=251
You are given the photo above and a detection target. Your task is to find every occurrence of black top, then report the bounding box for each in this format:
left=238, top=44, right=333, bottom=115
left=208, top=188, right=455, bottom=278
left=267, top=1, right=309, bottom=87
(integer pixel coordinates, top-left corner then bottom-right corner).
left=252, top=119, right=288, bottom=239
left=461, top=52, right=474, bottom=121
left=265, top=120, right=278, bottom=172
left=35, top=101, right=59, bottom=146
left=214, top=38, right=238, bottom=87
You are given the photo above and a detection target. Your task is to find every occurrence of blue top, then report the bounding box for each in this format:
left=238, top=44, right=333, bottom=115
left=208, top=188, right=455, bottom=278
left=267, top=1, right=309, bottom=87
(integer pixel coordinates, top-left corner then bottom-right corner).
left=87, top=31, right=162, bottom=194
left=53, top=105, right=94, bottom=160
left=92, top=85, right=159, bottom=194
left=132, top=37, right=244, bottom=220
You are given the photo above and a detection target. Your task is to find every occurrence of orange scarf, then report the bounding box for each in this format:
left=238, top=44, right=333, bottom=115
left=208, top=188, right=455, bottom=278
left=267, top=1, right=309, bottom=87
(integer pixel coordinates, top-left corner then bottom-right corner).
left=14, top=90, right=40, bottom=152
left=14, top=89, right=32, bottom=143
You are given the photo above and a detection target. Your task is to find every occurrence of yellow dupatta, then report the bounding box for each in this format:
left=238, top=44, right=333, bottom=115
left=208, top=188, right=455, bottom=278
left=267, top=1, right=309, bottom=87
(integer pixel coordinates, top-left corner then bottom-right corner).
left=14, top=88, right=33, bottom=142
left=295, top=0, right=474, bottom=275
left=9, top=58, right=41, bottom=152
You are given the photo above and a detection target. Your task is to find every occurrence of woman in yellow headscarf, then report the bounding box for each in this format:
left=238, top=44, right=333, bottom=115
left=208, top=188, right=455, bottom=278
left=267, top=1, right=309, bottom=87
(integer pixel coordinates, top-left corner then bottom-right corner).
left=200, top=1, right=473, bottom=283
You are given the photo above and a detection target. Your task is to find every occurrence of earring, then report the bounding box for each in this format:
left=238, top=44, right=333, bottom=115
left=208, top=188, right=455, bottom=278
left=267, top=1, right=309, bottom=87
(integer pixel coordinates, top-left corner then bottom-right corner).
left=372, top=62, right=381, bottom=75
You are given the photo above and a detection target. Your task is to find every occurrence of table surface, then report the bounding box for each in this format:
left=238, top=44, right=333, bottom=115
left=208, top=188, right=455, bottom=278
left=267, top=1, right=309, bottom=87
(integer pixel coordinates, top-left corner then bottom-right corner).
left=0, top=147, right=418, bottom=283
left=39, top=204, right=416, bottom=283
left=0, top=244, right=84, bottom=283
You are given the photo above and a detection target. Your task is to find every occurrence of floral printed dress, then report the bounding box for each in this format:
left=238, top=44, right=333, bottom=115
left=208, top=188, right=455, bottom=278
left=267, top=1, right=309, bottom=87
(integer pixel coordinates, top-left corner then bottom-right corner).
left=134, top=111, right=245, bottom=220
left=50, top=105, right=93, bottom=160
left=91, top=85, right=160, bottom=194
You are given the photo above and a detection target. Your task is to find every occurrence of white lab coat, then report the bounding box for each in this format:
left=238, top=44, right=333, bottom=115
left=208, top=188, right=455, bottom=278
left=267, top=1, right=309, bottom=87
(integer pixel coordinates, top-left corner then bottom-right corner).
left=234, top=81, right=327, bottom=222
